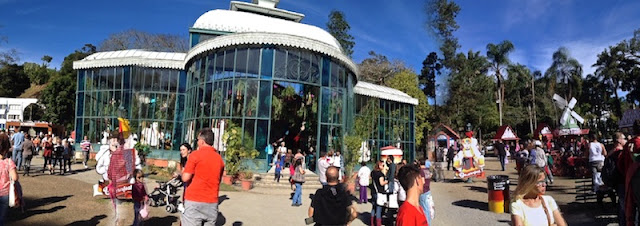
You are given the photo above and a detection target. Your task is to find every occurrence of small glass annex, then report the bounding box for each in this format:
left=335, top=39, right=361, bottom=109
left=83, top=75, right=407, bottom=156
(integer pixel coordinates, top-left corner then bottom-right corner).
left=74, top=51, right=187, bottom=160
left=73, top=0, right=418, bottom=169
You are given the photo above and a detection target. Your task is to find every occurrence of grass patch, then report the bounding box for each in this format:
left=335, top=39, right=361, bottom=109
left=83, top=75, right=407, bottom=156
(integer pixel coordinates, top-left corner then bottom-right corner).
left=220, top=183, right=237, bottom=191
left=144, top=165, right=176, bottom=182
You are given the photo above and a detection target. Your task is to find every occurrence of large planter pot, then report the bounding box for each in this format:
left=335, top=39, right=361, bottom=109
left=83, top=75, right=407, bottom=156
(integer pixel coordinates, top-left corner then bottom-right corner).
left=240, top=179, right=253, bottom=191
left=222, top=175, right=235, bottom=185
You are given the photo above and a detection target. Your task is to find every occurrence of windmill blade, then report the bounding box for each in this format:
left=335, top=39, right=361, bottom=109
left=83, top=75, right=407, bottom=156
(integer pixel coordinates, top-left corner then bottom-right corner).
left=571, top=111, right=585, bottom=124
left=568, top=98, right=577, bottom=109
left=560, top=108, right=571, bottom=125
left=552, top=94, right=567, bottom=108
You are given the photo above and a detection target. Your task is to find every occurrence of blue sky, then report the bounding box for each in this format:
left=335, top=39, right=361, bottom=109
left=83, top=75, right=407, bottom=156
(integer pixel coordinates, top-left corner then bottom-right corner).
left=1, top=0, right=639, bottom=96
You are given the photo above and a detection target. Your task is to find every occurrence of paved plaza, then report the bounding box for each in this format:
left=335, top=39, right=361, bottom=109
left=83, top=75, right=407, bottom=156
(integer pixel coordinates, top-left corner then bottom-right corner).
left=6, top=156, right=619, bottom=226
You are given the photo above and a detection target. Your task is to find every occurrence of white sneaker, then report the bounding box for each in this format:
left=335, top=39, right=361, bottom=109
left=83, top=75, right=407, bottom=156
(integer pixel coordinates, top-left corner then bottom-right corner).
left=84, top=165, right=88, bottom=169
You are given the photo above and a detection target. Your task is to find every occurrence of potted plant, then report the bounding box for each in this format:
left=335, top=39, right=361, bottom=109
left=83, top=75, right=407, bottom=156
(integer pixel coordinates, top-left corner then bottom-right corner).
left=134, top=143, right=151, bottom=166
left=240, top=171, right=254, bottom=191
left=222, top=122, right=259, bottom=186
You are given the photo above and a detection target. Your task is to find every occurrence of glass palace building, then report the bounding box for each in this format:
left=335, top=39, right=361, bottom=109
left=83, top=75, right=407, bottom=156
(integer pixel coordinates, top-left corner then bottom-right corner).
left=73, top=0, right=418, bottom=169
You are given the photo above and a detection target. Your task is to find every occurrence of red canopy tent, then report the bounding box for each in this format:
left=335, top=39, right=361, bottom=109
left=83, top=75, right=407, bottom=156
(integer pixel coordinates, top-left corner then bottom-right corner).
left=493, top=125, right=520, bottom=141
left=533, top=123, right=553, bottom=141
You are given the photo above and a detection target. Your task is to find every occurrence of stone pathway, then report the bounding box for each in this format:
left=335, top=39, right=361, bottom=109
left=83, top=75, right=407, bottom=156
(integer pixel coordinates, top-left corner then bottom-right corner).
left=7, top=156, right=620, bottom=225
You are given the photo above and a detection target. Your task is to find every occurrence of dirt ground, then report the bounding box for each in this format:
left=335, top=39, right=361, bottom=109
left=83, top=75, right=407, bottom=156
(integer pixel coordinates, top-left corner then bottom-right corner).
left=6, top=156, right=621, bottom=226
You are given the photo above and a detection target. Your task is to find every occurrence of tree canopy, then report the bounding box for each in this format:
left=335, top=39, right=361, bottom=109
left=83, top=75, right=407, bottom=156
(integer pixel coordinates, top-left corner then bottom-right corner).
left=326, top=10, right=355, bottom=57
left=98, top=29, right=188, bottom=52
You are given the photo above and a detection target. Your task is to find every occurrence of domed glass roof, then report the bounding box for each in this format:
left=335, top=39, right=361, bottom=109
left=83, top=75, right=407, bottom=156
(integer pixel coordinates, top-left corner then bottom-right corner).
left=191, top=9, right=344, bottom=53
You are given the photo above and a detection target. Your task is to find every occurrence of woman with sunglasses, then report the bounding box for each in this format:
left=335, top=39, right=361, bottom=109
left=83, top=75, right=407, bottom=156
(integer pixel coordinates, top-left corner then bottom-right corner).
left=511, top=165, right=567, bottom=226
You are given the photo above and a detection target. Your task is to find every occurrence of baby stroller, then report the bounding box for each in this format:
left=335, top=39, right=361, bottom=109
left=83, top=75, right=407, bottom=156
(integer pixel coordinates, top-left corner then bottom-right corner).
left=149, top=176, right=183, bottom=213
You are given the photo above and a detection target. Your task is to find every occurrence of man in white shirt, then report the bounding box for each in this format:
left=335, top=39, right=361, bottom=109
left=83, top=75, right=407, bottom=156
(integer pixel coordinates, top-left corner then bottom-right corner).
left=317, top=151, right=332, bottom=186
left=357, top=162, right=371, bottom=204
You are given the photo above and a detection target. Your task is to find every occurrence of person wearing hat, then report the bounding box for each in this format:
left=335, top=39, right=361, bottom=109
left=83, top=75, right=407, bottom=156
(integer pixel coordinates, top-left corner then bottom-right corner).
left=530, top=140, right=553, bottom=184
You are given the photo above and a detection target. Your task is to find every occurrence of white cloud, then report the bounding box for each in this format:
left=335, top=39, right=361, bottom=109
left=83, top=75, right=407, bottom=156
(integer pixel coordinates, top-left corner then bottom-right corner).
left=502, top=0, right=553, bottom=30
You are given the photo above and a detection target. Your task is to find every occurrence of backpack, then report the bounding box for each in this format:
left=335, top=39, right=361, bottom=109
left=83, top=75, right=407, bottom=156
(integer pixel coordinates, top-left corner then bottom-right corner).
left=602, top=150, right=623, bottom=187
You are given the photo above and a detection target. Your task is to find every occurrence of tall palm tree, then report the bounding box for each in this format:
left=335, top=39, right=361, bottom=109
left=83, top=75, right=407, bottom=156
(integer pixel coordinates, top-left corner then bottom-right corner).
left=486, top=40, right=515, bottom=125
left=545, top=47, right=583, bottom=101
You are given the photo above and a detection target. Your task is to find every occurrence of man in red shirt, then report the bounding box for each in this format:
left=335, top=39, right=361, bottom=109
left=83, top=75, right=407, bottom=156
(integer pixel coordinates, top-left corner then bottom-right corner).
left=396, top=164, right=428, bottom=226
left=181, top=128, right=225, bottom=226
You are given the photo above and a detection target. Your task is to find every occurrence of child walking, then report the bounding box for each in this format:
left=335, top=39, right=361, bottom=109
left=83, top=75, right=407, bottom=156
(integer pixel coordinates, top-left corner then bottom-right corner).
left=132, top=169, right=149, bottom=226
left=274, top=153, right=282, bottom=183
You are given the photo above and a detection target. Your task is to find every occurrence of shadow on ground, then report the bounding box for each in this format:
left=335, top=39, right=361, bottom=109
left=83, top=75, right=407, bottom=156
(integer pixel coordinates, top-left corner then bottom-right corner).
left=66, top=215, right=107, bottom=226
left=452, top=199, right=489, bottom=211
left=465, top=185, right=488, bottom=193
left=7, top=195, right=73, bottom=222
left=145, top=216, right=178, bottom=225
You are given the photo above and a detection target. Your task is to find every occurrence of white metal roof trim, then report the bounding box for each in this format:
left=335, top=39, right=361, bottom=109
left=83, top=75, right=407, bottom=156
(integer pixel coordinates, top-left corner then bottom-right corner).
left=354, top=82, right=419, bottom=105
left=73, top=50, right=187, bottom=70
left=184, top=32, right=358, bottom=76
left=192, top=9, right=342, bottom=51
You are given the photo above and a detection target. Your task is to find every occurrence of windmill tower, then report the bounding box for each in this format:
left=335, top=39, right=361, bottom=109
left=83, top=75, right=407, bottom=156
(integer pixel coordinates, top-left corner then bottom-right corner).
left=552, top=94, right=585, bottom=136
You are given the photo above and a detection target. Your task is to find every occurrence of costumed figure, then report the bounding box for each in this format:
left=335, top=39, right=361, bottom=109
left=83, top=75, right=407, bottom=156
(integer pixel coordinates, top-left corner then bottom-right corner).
left=453, top=131, right=485, bottom=181
left=93, top=118, right=141, bottom=198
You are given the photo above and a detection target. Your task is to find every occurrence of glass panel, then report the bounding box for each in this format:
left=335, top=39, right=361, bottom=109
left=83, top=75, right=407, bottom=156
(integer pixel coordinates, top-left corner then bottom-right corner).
left=274, top=48, right=286, bottom=79
left=233, top=79, right=245, bottom=116
left=235, top=48, right=248, bottom=77
left=207, top=53, right=215, bottom=82
left=256, top=120, right=269, bottom=158
left=223, top=81, right=233, bottom=116
left=338, top=67, right=345, bottom=88
left=178, top=70, right=186, bottom=93
left=245, top=79, right=258, bottom=117
left=260, top=48, right=273, bottom=78
left=286, top=49, right=300, bottom=80
left=247, top=48, right=260, bottom=78
left=321, top=57, right=330, bottom=86
left=93, top=69, right=100, bottom=90
left=244, top=119, right=255, bottom=149
left=115, top=67, right=123, bottom=90
left=320, top=125, right=329, bottom=155
left=321, top=87, right=330, bottom=123
left=258, top=80, right=271, bottom=118
left=299, top=51, right=312, bottom=83
left=330, top=62, right=339, bottom=87
left=215, top=51, right=224, bottom=80
left=77, top=70, right=85, bottom=91
left=203, top=83, right=212, bottom=117
left=223, top=49, right=235, bottom=79
left=310, top=54, right=320, bottom=84
left=212, top=82, right=222, bottom=117
left=76, top=92, right=84, bottom=117
left=123, top=67, right=131, bottom=90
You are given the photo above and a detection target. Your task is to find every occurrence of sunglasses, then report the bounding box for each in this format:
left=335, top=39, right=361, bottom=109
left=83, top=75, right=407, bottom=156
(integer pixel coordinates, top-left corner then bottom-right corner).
left=536, top=180, right=547, bottom=187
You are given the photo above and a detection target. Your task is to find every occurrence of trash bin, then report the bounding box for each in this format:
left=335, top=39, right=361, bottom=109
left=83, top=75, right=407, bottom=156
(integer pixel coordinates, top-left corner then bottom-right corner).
left=487, top=175, right=510, bottom=213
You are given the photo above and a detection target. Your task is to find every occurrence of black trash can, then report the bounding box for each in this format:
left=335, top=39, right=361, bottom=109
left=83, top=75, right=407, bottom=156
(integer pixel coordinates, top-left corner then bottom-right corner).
left=487, top=175, right=510, bottom=213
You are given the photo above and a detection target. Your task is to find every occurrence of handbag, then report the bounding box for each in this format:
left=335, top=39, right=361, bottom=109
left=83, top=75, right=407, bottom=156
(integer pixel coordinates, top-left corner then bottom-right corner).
left=372, top=181, right=388, bottom=207
left=7, top=159, right=22, bottom=208
left=139, top=201, right=150, bottom=220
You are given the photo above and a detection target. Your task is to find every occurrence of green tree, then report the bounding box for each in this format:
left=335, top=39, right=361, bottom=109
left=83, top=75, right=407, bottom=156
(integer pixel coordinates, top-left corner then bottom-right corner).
left=358, top=51, right=407, bottom=85
left=23, top=56, right=53, bottom=85
left=24, top=103, right=45, bottom=121
left=443, top=50, right=498, bottom=140
left=40, top=44, right=96, bottom=131
left=486, top=40, right=515, bottom=126
left=98, top=29, right=187, bottom=52
left=326, top=10, right=355, bottom=57
left=40, top=76, right=76, bottom=131
left=425, top=0, right=461, bottom=68
left=545, top=47, right=583, bottom=101
left=419, top=52, right=441, bottom=99
left=0, top=64, right=30, bottom=97
left=387, top=70, right=431, bottom=152
left=505, top=64, right=534, bottom=136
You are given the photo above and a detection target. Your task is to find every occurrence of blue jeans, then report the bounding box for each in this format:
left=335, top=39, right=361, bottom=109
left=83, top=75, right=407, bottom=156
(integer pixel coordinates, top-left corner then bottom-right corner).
left=267, top=154, right=273, bottom=168
left=371, top=193, right=382, bottom=220
left=420, top=191, right=432, bottom=226
left=133, top=201, right=143, bottom=226
left=12, top=150, right=22, bottom=169
left=293, top=183, right=302, bottom=205
left=0, top=196, right=8, bottom=226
